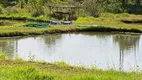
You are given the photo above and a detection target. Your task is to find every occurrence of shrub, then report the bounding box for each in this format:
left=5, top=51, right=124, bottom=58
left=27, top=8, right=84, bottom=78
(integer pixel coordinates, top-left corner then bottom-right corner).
left=104, top=0, right=125, bottom=13
left=5, top=6, right=19, bottom=13
left=8, top=1, right=17, bottom=6
left=0, top=66, right=55, bottom=80
left=82, top=0, right=101, bottom=17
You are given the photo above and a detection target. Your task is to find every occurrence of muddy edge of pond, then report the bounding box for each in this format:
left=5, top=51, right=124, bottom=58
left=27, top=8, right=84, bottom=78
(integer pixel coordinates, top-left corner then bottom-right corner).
left=121, top=19, right=142, bottom=24
left=0, top=31, right=141, bottom=38
left=0, top=30, right=141, bottom=38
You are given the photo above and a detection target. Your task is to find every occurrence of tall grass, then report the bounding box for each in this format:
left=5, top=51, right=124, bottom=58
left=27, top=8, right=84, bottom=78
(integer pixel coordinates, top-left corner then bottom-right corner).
left=0, top=66, right=54, bottom=80
left=0, top=60, right=142, bottom=80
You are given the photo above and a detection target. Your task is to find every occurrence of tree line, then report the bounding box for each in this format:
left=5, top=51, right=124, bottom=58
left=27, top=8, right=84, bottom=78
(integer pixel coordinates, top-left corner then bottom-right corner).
left=0, top=0, right=141, bottom=18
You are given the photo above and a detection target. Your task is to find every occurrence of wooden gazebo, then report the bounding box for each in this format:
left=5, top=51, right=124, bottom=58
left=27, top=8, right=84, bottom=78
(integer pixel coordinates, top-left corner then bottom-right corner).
left=49, top=4, right=80, bottom=21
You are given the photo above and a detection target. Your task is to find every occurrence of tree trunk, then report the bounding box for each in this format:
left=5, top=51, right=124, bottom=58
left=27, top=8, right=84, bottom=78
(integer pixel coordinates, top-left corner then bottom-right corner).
left=122, top=0, right=128, bottom=6
left=135, top=0, right=141, bottom=5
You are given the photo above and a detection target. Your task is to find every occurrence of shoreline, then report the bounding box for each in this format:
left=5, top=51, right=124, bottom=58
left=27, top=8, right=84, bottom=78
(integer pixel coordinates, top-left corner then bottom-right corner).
left=0, top=26, right=141, bottom=37
left=0, top=13, right=142, bottom=37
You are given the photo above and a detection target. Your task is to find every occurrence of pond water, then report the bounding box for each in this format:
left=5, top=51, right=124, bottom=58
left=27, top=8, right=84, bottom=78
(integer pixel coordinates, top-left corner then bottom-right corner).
left=0, top=33, right=142, bottom=71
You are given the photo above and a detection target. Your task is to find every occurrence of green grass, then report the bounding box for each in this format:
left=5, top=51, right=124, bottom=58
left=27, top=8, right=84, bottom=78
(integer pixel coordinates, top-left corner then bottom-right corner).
left=0, top=60, right=142, bottom=80
left=0, top=65, right=54, bottom=80
left=0, top=13, right=50, bottom=22
left=0, top=13, right=141, bottom=37
left=77, top=13, right=142, bottom=29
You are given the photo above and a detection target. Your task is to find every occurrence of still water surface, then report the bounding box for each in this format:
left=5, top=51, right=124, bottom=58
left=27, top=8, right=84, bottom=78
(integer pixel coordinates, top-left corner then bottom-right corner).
left=0, top=33, right=142, bottom=71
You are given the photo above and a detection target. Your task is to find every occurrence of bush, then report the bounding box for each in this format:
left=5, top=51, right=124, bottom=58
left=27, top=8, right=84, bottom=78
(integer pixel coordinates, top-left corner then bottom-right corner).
left=104, top=0, right=125, bottom=13
left=5, top=6, right=19, bottom=13
left=82, top=0, right=101, bottom=17
left=32, top=10, right=44, bottom=17
left=8, top=1, right=17, bottom=6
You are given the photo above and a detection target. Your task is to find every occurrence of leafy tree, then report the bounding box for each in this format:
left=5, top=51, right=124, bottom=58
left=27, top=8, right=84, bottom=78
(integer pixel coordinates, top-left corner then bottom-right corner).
left=104, top=0, right=124, bottom=13
left=135, top=0, right=141, bottom=5
left=28, top=0, right=45, bottom=16
left=82, top=0, right=105, bottom=17
left=122, top=0, right=128, bottom=6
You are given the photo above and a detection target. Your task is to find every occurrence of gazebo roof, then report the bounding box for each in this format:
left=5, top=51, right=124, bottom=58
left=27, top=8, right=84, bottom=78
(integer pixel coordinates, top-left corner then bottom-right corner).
left=49, top=4, right=79, bottom=8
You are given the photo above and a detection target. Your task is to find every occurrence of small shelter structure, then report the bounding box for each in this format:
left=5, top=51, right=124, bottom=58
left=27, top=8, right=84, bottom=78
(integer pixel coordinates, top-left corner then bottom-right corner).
left=49, top=4, right=80, bottom=21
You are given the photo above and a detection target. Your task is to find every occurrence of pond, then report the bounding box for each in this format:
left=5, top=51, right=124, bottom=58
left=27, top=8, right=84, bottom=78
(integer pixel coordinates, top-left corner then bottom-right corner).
left=0, top=32, right=142, bottom=72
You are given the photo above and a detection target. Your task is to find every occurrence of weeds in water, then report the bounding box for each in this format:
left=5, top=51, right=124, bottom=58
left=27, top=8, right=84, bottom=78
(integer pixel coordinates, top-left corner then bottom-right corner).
left=14, top=55, right=23, bottom=61
left=0, top=51, right=6, bottom=60
left=28, top=52, right=35, bottom=61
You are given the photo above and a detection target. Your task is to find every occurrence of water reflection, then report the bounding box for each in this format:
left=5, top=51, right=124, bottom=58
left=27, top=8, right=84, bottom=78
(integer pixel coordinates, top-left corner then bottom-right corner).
left=0, top=33, right=142, bottom=71
left=16, top=34, right=63, bottom=60
left=113, top=34, right=140, bottom=71
left=80, top=32, right=111, bottom=39
left=113, top=34, right=140, bottom=52
left=40, top=34, right=62, bottom=48
left=0, top=38, right=18, bottom=59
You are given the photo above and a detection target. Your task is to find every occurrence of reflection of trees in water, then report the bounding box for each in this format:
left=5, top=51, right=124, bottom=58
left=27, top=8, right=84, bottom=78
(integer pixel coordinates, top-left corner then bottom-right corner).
left=113, top=34, right=140, bottom=71
left=79, top=32, right=111, bottom=39
left=113, top=34, right=140, bottom=52
left=0, top=35, right=62, bottom=59
left=0, top=39, right=18, bottom=59
left=41, top=34, right=62, bottom=48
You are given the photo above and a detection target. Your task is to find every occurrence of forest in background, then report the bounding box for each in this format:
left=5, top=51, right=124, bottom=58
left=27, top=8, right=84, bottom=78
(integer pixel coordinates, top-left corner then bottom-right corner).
left=0, top=0, right=141, bottom=20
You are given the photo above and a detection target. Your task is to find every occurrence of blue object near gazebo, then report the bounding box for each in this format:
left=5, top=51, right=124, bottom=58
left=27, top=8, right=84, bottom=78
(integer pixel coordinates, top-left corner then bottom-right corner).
left=50, top=21, right=60, bottom=25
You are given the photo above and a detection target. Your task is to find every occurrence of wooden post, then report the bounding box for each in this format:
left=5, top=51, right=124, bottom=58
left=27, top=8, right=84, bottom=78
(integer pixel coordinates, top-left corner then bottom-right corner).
left=78, top=7, right=79, bottom=17
left=49, top=6, right=51, bottom=20
left=135, top=0, right=141, bottom=5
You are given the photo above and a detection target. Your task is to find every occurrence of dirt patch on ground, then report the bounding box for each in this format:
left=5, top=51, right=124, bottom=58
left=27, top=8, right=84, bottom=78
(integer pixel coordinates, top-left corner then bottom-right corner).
left=0, top=21, right=14, bottom=26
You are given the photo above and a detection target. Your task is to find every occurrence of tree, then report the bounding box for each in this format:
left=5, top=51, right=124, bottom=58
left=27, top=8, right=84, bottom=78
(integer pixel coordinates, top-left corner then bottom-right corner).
left=135, top=0, right=141, bottom=5
left=28, top=0, right=45, bottom=16
left=122, top=0, right=128, bottom=6
left=82, top=0, right=105, bottom=17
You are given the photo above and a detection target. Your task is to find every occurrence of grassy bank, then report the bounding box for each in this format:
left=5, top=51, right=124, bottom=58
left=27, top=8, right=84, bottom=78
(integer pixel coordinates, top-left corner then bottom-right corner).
left=0, top=60, right=142, bottom=80
left=0, top=13, right=142, bottom=37
left=0, top=13, right=50, bottom=22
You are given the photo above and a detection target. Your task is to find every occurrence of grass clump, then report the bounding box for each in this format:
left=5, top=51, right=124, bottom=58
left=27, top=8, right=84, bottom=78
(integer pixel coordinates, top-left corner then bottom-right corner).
left=0, top=65, right=54, bottom=80
left=0, top=51, right=7, bottom=60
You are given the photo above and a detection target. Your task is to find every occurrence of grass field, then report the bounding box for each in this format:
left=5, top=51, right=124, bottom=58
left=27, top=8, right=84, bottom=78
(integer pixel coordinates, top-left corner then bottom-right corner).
left=0, top=60, right=142, bottom=80
left=0, top=13, right=141, bottom=37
